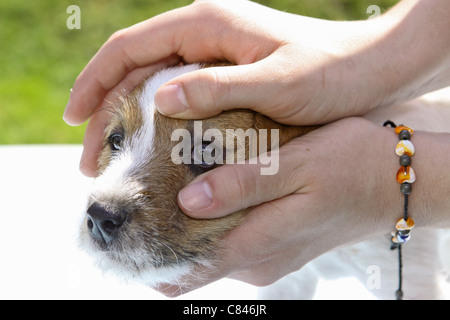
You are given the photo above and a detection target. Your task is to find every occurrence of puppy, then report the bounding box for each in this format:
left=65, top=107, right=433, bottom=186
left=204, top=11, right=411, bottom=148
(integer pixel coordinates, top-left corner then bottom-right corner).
left=79, top=64, right=316, bottom=286
left=79, top=64, right=449, bottom=299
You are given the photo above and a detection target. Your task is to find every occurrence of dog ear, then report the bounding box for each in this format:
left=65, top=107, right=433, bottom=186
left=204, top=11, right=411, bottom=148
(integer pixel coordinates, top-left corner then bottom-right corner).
left=253, top=112, right=319, bottom=148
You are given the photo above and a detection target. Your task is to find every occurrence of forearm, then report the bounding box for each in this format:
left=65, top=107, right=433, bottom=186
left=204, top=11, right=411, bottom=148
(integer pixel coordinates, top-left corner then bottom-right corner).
left=278, top=0, right=450, bottom=122
left=373, top=0, right=450, bottom=107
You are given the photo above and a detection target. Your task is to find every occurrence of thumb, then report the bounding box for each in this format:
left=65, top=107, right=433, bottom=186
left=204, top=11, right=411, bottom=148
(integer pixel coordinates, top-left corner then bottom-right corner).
left=177, top=145, right=307, bottom=219
left=154, top=62, right=285, bottom=119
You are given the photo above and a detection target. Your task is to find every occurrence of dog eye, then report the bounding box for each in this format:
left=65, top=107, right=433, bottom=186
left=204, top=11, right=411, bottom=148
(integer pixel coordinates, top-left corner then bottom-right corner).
left=109, top=133, right=123, bottom=151
left=192, top=143, right=216, bottom=168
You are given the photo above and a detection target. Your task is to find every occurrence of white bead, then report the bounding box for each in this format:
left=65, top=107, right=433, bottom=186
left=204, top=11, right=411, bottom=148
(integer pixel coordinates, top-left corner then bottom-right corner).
left=395, top=140, right=415, bottom=157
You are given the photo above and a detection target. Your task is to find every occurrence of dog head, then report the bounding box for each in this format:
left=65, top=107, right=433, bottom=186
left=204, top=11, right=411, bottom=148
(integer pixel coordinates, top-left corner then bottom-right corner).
left=79, top=64, right=316, bottom=285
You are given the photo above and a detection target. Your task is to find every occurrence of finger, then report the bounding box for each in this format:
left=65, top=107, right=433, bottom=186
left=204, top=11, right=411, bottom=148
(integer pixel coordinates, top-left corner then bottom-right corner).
left=154, top=56, right=297, bottom=121
left=79, top=109, right=108, bottom=177
left=177, top=142, right=311, bottom=219
left=155, top=263, right=228, bottom=298
left=63, top=6, right=192, bottom=126
left=64, top=55, right=180, bottom=126
left=64, top=0, right=271, bottom=126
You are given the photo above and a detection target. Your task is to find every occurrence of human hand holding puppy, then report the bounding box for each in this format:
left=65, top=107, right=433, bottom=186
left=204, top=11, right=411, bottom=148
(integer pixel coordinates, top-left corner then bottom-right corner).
left=64, top=0, right=450, bottom=296
left=157, top=118, right=450, bottom=296
left=64, top=0, right=450, bottom=177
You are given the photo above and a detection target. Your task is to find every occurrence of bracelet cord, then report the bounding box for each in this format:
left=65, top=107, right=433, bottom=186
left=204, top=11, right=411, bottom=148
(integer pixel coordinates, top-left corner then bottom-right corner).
left=383, top=120, right=416, bottom=300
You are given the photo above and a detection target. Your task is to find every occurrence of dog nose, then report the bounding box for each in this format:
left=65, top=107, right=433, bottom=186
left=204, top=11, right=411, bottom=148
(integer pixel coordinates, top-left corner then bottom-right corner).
left=86, top=202, right=126, bottom=246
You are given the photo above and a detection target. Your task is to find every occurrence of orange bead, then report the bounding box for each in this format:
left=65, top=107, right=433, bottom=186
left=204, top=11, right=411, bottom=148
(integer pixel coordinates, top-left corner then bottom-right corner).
left=395, top=125, right=414, bottom=136
left=396, top=166, right=416, bottom=184
left=395, top=140, right=415, bottom=157
left=395, top=218, right=415, bottom=231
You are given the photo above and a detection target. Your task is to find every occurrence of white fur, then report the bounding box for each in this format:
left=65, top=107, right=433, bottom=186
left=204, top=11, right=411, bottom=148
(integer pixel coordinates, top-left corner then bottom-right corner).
left=83, top=240, right=193, bottom=287
left=133, top=63, right=201, bottom=170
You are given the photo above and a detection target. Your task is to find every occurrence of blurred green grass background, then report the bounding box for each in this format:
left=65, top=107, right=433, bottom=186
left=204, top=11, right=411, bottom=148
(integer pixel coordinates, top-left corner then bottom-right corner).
left=0, top=0, right=397, bottom=144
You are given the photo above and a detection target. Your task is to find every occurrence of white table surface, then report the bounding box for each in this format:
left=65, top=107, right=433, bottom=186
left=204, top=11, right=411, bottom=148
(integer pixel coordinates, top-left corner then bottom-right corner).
left=1, top=145, right=447, bottom=300
left=0, top=145, right=261, bottom=300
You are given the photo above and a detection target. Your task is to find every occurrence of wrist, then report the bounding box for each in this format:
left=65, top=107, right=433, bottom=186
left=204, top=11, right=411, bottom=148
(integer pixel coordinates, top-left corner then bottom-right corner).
left=373, top=124, right=406, bottom=233
left=379, top=122, right=450, bottom=229
left=409, top=131, right=450, bottom=228
left=368, top=121, right=450, bottom=237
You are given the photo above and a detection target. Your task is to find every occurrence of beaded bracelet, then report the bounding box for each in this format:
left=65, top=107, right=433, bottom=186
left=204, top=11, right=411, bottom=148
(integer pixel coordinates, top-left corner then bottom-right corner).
left=383, top=120, right=416, bottom=300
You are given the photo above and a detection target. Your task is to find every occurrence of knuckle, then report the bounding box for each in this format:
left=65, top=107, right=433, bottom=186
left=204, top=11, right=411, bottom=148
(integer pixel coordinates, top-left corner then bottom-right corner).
left=192, top=0, right=220, bottom=10
left=106, top=28, right=137, bottom=72
left=191, top=0, right=229, bottom=27
left=159, top=288, right=183, bottom=298
left=252, top=277, right=278, bottom=288
left=107, top=28, right=129, bottom=45
left=206, top=164, right=254, bottom=209
left=239, top=269, right=281, bottom=287
left=204, top=68, right=232, bottom=109
left=228, top=165, right=258, bottom=207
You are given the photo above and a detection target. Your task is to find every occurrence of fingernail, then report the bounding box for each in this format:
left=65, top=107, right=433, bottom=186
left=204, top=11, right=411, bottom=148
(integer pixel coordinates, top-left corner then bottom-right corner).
left=178, top=180, right=213, bottom=212
left=155, top=84, right=189, bottom=115
left=63, top=106, right=71, bottom=125
left=63, top=88, right=73, bottom=124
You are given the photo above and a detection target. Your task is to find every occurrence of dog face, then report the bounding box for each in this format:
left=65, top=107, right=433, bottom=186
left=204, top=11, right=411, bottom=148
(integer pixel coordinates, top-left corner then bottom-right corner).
left=79, top=64, right=316, bottom=285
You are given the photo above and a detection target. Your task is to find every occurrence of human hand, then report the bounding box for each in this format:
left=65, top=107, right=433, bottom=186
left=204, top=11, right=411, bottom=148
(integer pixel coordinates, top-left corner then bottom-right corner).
left=64, top=0, right=399, bottom=177
left=158, top=117, right=403, bottom=296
